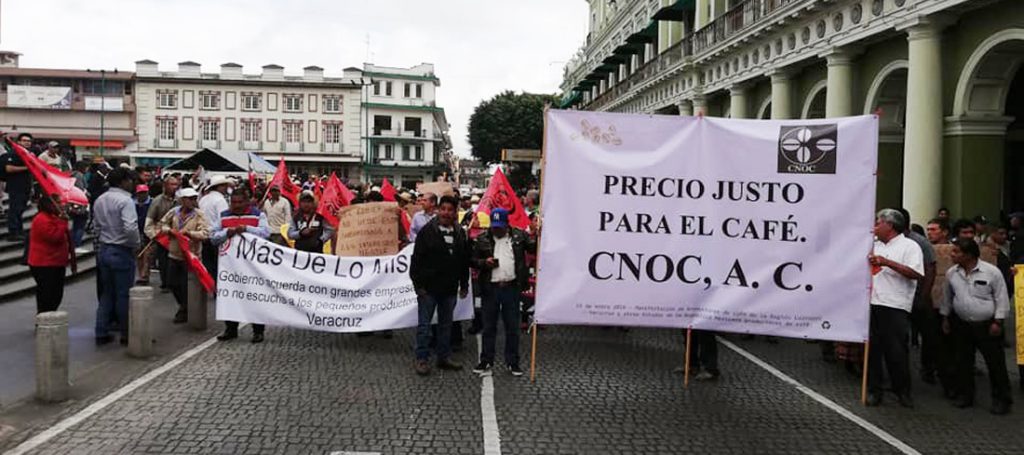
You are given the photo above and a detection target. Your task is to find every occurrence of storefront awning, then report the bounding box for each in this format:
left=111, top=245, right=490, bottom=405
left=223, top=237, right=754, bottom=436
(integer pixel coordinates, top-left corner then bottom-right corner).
left=70, top=139, right=124, bottom=148
left=652, top=0, right=695, bottom=21
left=625, top=22, right=658, bottom=44
left=558, top=91, right=583, bottom=109
left=613, top=43, right=645, bottom=56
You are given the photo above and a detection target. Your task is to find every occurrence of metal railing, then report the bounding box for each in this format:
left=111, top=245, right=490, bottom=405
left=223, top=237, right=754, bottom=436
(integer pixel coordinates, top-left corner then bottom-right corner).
left=693, top=0, right=799, bottom=54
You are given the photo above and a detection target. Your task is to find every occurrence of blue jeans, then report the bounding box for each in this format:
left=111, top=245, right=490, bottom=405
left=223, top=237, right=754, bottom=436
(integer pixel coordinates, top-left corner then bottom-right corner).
left=71, top=213, right=88, bottom=247
left=481, top=285, right=520, bottom=366
left=6, top=189, right=27, bottom=235
left=416, top=293, right=456, bottom=361
left=95, top=245, right=136, bottom=338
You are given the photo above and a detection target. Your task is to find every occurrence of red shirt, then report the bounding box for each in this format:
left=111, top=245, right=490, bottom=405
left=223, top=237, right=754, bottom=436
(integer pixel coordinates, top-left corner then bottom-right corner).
left=28, top=211, right=70, bottom=267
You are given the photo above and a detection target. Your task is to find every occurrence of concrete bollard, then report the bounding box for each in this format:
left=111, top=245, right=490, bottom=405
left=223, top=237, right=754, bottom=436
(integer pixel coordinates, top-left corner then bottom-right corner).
left=35, top=311, right=69, bottom=403
left=129, top=286, right=155, bottom=358
left=187, top=273, right=208, bottom=331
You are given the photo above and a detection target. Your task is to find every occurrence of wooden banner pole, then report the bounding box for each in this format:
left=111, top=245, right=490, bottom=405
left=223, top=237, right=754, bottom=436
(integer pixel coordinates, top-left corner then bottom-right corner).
left=684, top=327, right=693, bottom=388
left=530, top=322, right=539, bottom=383
left=860, top=340, right=871, bottom=405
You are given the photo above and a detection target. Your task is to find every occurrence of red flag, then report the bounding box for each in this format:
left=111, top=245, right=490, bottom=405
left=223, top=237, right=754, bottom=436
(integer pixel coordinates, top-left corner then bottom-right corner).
left=399, top=210, right=411, bottom=236
left=153, top=231, right=214, bottom=293
left=313, top=176, right=324, bottom=201
left=316, top=172, right=355, bottom=227
left=266, top=158, right=300, bottom=205
left=476, top=167, right=529, bottom=229
left=248, top=171, right=257, bottom=195
left=5, top=137, right=88, bottom=206
left=381, top=178, right=397, bottom=202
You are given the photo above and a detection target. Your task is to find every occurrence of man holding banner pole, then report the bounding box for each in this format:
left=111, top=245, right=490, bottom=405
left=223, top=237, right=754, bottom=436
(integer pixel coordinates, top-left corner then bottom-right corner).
left=410, top=195, right=470, bottom=375
left=212, top=189, right=271, bottom=343
left=867, top=209, right=924, bottom=408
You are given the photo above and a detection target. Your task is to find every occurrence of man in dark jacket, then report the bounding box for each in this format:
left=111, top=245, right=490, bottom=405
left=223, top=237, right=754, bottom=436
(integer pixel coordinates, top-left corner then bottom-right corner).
left=471, top=208, right=535, bottom=376
left=409, top=195, right=470, bottom=375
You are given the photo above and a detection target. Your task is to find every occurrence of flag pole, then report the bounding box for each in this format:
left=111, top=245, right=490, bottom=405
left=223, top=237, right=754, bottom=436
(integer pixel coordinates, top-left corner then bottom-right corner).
left=529, top=322, right=538, bottom=383
left=861, top=340, right=871, bottom=405
left=684, top=327, right=693, bottom=388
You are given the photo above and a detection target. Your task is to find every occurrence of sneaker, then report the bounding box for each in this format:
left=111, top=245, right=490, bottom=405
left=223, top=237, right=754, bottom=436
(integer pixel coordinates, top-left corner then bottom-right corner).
left=415, top=360, right=431, bottom=376
left=251, top=333, right=264, bottom=344
left=508, top=364, right=524, bottom=377
left=694, top=370, right=718, bottom=381
left=473, top=361, right=493, bottom=375
left=217, top=331, right=238, bottom=342
left=437, top=359, right=463, bottom=371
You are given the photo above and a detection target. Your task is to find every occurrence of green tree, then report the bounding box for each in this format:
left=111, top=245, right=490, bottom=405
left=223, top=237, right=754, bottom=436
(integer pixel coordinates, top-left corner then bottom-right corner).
left=468, top=91, right=557, bottom=188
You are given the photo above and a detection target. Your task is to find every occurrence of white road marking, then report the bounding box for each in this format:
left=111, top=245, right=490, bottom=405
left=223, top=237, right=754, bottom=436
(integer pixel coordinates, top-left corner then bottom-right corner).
left=6, top=333, right=227, bottom=455
left=329, top=452, right=381, bottom=455
left=718, top=337, right=921, bottom=455
left=477, top=334, right=502, bottom=455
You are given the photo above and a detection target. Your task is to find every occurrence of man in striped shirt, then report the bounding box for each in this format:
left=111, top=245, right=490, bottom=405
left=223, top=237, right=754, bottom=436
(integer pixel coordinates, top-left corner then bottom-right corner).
left=211, top=189, right=270, bottom=343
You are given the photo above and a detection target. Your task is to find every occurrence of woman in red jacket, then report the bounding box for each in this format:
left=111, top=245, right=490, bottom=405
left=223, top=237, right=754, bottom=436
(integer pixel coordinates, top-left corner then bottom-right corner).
left=29, top=195, right=74, bottom=313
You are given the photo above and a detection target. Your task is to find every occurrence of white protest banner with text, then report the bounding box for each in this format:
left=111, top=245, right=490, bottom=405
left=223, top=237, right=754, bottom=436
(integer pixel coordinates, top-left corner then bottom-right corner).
left=536, top=110, right=877, bottom=343
left=217, top=234, right=472, bottom=332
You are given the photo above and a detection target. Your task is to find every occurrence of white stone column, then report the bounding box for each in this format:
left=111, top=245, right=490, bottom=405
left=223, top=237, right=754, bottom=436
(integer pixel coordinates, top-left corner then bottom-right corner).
left=729, top=85, right=749, bottom=119
left=902, top=20, right=946, bottom=219
left=770, top=70, right=793, bottom=119
left=825, top=50, right=856, bottom=117
left=692, top=95, right=707, bottom=116
left=678, top=100, right=693, bottom=116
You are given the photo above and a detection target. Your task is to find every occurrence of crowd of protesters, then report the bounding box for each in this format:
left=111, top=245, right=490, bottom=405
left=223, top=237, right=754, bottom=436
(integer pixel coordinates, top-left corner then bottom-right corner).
left=4, top=132, right=1021, bottom=412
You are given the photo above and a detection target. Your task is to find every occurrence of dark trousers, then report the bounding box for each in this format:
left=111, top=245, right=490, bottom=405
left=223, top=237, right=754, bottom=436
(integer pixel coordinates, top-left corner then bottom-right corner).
left=480, top=285, right=520, bottom=366
left=201, top=241, right=218, bottom=279
left=868, top=305, right=911, bottom=396
left=71, top=213, right=88, bottom=247
left=167, top=258, right=189, bottom=316
left=95, top=245, right=135, bottom=338
left=688, top=330, right=719, bottom=373
left=155, top=244, right=170, bottom=288
left=951, top=316, right=1013, bottom=405
left=30, top=266, right=65, bottom=313
left=6, top=189, right=27, bottom=235
left=917, top=307, right=957, bottom=389
left=224, top=320, right=264, bottom=336
left=416, top=293, right=455, bottom=361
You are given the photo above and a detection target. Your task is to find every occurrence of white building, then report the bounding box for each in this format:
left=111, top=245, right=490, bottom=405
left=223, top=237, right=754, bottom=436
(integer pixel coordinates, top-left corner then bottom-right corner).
left=134, top=60, right=365, bottom=180
left=350, top=63, right=453, bottom=187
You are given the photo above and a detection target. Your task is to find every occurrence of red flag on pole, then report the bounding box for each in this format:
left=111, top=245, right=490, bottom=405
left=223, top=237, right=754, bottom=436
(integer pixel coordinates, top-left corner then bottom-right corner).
left=153, top=231, right=214, bottom=293
left=380, top=178, right=397, bottom=202
left=316, top=172, right=355, bottom=227
left=266, top=158, right=300, bottom=205
left=5, top=137, right=88, bottom=206
left=476, top=167, right=529, bottom=229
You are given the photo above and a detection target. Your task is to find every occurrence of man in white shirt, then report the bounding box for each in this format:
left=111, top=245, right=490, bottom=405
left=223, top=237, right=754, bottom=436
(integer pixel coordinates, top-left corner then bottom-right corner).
left=940, top=238, right=1013, bottom=414
left=262, top=186, right=292, bottom=245
left=198, top=175, right=231, bottom=277
left=867, top=208, right=924, bottom=408
left=470, top=208, right=535, bottom=377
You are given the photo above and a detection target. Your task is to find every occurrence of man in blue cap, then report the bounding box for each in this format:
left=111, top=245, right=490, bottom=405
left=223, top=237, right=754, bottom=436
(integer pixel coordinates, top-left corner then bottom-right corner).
left=471, top=207, right=535, bottom=376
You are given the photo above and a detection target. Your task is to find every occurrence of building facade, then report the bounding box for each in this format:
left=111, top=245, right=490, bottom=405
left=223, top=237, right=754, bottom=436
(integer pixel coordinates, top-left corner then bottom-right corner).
left=134, top=60, right=364, bottom=179
left=561, top=0, right=1024, bottom=223
left=353, top=63, right=453, bottom=187
left=0, top=51, right=136, bottom=161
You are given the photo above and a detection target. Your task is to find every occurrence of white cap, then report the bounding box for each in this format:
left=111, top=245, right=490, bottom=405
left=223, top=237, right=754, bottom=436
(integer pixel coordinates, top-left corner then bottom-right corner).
left=177, top=188, right=200, bottom=199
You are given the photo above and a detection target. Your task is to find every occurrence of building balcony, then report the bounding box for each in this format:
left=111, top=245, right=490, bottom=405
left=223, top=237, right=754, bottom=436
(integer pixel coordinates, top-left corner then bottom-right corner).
left=197, top=139, right=221, bottom=150
left=320, top=142, right=343, bottom=153
left=280, top=141, right=304, bottom=153
left=372, top=128, right=430, bottom=139
left=240, top=140, right=262, bottom=151
left=153, top=138, right=178, bottom=149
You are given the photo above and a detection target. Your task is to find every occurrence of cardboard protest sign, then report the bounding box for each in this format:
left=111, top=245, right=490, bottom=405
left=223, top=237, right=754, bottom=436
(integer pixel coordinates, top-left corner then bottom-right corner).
left=417, top=181, right=456, bottom=197
left=335, top=202, right=399, bottom=257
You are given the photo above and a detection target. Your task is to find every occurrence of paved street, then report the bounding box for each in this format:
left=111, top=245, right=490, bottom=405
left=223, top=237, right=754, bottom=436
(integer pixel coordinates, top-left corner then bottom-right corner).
left=1, top=319, right=1021, bottom=454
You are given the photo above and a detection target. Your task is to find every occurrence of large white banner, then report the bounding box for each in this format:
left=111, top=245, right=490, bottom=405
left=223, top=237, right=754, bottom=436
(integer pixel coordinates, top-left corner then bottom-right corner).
left=216, top=234, right=472, bottom=332
left=536, top=110, right=877, bottom=343
left=8, top=85, right=72, bottom=109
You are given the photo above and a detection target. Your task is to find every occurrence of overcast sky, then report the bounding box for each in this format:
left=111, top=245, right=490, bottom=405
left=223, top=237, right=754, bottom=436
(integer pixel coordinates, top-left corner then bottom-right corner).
left=1, top=0, right=588, bottom=157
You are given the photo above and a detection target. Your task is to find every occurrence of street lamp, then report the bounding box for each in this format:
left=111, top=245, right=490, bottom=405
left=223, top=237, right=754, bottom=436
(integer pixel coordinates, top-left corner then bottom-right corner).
left=86, top=68, right=118, bottom=160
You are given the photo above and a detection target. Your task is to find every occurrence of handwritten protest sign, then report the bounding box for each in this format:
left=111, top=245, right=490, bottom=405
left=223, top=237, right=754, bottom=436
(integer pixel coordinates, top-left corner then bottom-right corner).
left=335, top=202, right=399, bottom=257
left=417, top=181, right=456, bottom=197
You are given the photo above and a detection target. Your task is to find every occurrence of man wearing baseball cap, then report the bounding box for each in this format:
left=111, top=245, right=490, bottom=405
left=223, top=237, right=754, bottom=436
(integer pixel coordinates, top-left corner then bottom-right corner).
left=470, top=207, right=535, bottom=376
left=134, top=184, right=153, bottom=285
left=146, top=187, right=210, bottom=323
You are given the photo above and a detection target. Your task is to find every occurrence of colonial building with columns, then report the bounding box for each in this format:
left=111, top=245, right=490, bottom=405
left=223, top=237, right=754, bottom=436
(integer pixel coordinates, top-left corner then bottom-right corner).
left=560, top=0, right=1024, bottom=223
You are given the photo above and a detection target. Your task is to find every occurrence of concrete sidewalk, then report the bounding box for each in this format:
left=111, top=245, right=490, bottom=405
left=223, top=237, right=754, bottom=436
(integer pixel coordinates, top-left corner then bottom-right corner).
left=0, top=274, right=221, bottom=446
